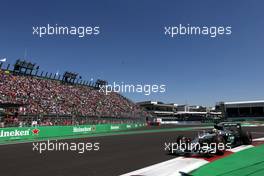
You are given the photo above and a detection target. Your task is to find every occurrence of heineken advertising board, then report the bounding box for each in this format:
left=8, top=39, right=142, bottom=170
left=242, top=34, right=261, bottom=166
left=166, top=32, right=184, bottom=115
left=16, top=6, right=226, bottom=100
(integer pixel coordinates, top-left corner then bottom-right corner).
left=0, top=123, right=145, bottom=143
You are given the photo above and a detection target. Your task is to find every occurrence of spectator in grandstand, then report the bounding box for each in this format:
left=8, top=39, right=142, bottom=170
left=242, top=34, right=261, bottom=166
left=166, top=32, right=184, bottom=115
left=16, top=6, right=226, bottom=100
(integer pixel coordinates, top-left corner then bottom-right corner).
left=0, top=70, right=148, bottom=127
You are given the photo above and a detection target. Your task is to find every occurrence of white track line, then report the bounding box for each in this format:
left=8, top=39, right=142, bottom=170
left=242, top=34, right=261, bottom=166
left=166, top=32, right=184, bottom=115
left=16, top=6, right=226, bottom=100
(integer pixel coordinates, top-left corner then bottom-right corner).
left=121, top=137, right=264, bottom=176
left=227, top=145, right=253, bottom=153
left=253, top=137, right=264, bottom=141
left=120, top=157, right=208, bottom=176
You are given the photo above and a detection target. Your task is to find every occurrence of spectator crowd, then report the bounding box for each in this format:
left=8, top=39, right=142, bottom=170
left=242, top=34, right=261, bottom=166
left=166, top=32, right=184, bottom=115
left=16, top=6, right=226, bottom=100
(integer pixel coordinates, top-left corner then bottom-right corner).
left=0, top=71, right=148, bottom=127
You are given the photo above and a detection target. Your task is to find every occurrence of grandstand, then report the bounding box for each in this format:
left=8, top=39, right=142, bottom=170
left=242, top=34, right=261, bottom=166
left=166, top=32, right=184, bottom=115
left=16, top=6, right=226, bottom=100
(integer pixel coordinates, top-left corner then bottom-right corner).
left=216, top=100, right=264, bottom=121
left=138, top=101, right=222, bottom=123
left=0, top=60, right=148, bottom=128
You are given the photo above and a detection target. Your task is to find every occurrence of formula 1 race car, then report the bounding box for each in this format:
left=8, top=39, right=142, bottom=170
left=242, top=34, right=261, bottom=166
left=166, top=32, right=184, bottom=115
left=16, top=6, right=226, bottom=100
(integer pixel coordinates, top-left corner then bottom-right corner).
left=168, top=122, right=252, bottom=156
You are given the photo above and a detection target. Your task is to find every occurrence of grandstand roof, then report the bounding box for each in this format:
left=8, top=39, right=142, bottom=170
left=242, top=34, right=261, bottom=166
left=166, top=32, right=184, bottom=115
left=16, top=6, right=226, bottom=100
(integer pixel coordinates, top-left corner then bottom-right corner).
left=224, top=100, right=264, bottom=105
left=137, top=101, right=177, bottom=107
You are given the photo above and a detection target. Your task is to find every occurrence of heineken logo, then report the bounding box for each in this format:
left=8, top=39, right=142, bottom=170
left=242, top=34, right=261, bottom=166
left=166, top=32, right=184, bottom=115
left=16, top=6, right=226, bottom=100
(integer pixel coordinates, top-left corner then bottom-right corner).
left=73, top=127, right=92, bottom=133
left=110, top=126, right=119, bottom=130
left=0, top=129, right=31, bottom=138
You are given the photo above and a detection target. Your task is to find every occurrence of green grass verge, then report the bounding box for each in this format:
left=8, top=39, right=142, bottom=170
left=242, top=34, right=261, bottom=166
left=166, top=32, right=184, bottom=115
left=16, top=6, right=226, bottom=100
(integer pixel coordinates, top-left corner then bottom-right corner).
left=191, top=145, right=264, bottom=176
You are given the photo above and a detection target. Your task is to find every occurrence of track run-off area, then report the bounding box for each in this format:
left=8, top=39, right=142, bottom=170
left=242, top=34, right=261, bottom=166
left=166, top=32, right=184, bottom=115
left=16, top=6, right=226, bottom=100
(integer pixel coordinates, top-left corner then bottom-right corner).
left=0, top=125, right=264, bottom=176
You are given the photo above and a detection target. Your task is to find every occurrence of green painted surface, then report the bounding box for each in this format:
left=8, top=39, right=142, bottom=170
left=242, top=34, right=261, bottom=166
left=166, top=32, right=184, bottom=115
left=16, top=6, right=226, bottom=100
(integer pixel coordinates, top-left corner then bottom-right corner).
left=191, top=145, right=264, bottom=176
left=0, top=123, right=145, bottom=143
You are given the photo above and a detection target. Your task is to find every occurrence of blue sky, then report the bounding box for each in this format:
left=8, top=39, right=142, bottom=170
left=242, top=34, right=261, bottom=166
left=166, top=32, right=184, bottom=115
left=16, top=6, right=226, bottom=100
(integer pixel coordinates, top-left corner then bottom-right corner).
left=0, top=0, right=263, bottom=106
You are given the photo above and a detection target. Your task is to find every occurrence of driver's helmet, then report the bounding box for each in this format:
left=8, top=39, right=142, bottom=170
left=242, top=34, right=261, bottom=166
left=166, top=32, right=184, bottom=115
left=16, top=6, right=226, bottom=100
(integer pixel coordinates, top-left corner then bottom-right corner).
left=212, top=128, right=218, bottom=133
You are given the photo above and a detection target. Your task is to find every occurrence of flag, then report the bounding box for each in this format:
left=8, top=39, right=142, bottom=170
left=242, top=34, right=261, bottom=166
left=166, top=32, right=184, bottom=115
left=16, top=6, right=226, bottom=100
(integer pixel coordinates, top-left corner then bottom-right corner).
left=0, top=58, right=6, bottom=62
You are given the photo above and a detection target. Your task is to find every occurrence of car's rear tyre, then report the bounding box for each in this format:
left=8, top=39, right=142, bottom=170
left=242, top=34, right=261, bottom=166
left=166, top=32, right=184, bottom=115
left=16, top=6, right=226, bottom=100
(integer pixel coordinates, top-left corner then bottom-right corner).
left=241, top=131, right=252, bottom=145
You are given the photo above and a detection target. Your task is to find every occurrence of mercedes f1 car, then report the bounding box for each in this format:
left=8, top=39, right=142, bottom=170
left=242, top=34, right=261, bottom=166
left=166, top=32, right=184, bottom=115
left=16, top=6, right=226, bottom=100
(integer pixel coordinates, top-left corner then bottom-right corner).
left=168, top=122, right=252, bottom=156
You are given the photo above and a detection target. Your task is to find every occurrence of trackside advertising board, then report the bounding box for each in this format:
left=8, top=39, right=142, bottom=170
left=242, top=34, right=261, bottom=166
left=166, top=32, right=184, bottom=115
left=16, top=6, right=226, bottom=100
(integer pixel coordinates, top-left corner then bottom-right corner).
left=0, top=123, right=145, bottom=143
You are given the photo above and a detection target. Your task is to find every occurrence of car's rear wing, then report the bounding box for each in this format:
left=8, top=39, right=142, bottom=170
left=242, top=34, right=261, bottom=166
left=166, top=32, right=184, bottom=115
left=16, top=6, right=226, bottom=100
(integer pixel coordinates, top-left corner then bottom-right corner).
left=214, top=122, right=241, bottom=130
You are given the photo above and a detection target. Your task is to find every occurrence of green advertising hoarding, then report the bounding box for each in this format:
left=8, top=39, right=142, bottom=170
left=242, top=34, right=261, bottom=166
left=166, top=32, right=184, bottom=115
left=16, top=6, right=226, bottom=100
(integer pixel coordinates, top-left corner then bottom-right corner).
left=0, top=123, right=146, bottom=143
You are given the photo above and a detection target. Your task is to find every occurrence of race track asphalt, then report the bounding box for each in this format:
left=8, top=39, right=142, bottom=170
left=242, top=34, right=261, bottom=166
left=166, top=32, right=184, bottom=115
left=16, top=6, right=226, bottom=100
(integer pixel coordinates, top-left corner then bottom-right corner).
left=0, top=125, right=263, bottom=176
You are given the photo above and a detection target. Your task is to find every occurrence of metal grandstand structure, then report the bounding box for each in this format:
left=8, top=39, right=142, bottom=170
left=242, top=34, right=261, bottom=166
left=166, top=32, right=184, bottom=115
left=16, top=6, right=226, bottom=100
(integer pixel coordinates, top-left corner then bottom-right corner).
left=0, top=60, right=101, bottom=88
